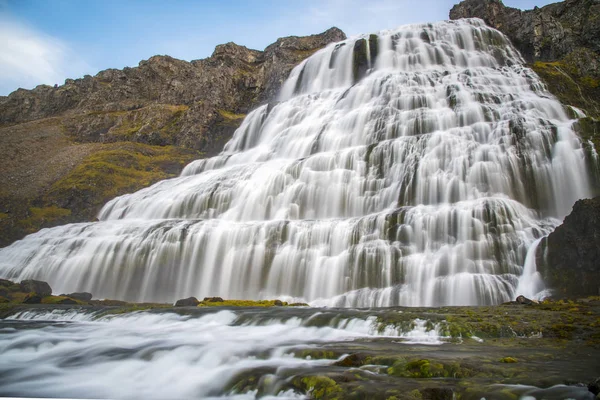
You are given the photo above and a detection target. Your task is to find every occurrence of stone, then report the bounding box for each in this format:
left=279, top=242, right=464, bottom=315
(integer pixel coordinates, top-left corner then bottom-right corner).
left=22, top=294, right=42, bottom=304
left=273, top=299, right=284, bottom=306
left=537, top=197, right=600, bottom=297
left=19, top=280, right=52, bottom=297
left=516, top=295, right=535, bottom=305
left=61, top=292, right=93, bottom=302
left=203, top=297, right=224, bottom=303
left=588, top=377, right=600, bottom=396
left=174, top=297, right=200, bottom=307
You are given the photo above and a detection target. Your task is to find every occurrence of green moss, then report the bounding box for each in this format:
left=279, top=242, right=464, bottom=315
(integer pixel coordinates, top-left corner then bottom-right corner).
left=18, top=206, right=71, bottom=233
left=0, top=212, right=8, bottom=221
left=297, top=376, right=343, bottom=399
left=499, top=357, right=518, bottom=363
left=46, top=142, right=199, bottom=219
left=531, top=51, right=600, bottom=118
left=40, top=295, right=84, bottom=305
left=218, top=109, right=246, bottom=121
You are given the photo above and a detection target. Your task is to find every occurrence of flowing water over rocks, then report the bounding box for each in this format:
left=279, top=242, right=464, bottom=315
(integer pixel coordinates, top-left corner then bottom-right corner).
left=1, top=303, right=599, bottom=399
left=0, top=19, right=593, bottom=306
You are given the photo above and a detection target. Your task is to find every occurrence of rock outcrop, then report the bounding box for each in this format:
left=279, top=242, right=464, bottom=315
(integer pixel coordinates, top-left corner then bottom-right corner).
left=450, top=0, right=600, bottom=118
left=0, top=28, right=345, bottom=247
left=537, top=197, right=600, bottom=297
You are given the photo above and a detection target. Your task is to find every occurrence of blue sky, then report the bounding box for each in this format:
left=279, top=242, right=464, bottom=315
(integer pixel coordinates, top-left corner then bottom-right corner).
left=0, top=0, right=559, bottom=96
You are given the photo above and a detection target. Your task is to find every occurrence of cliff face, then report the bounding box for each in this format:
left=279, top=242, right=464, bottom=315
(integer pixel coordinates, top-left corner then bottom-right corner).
left=537, top=197, right=600, bottom=297
left=0, top=28, right=346, bottom=247
left=450, top=0, right=600, bottom=121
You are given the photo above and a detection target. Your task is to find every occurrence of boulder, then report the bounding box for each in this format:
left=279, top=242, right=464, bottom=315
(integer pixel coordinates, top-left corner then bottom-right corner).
left=175, top=297, right=200, bottom=307
left=61, top=292, right=93, bottom=302
left=515, top=295, right=536, bottom=305
left=588, top=377, right=600, bottom=396
left=22, top=294, right=42, bottom=304
left=19, top=280, right=52, bottom=297
left=537, top=197, right=600, bottom=297
left=203, top=297, right=224, bottom=303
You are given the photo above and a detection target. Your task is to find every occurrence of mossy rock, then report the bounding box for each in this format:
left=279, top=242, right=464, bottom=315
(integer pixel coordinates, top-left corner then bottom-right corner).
left=293, top=375, right=343, bottom=400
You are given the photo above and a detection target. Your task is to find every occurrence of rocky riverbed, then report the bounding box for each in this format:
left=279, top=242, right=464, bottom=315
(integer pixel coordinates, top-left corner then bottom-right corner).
left=1, top=283, right=599, bottom=399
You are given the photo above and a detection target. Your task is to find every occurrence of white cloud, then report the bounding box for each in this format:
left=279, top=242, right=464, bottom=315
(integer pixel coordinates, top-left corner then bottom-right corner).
left=0, top=17, right=94, bottom=96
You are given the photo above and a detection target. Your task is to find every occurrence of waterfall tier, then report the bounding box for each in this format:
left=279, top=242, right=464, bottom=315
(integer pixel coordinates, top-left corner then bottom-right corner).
left=0, top=18, right=592, bottom=306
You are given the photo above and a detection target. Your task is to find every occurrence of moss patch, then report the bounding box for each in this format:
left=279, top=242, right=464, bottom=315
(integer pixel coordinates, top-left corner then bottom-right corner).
left=18, top=206, right=71, bottom=233
left=531, top=48, right=600, bottom=118
left=44, top=142, right=199, bottom=220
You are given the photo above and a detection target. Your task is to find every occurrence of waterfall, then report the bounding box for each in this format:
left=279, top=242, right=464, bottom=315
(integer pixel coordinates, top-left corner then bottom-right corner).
left=0, top=18, right=592, bottom=306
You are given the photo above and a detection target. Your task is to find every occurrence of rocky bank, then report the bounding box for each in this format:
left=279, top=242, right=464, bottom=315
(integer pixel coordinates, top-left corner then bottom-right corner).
left=0, top=28, right=345, bottom=246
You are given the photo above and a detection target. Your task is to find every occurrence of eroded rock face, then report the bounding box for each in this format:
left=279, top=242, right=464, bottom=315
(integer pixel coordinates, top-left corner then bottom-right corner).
left=449, top=0, right=600, bottom=64
left=0, top=27, right=346, bottom=150
left=538, top=197, right=600, bottom=297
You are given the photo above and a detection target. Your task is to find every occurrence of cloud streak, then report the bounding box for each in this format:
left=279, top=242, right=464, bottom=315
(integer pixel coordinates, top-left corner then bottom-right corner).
left=0, top=16, right=93, bottom=96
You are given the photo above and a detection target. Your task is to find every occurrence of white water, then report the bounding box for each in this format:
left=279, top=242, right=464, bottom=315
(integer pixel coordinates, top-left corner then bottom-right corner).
left=0, top=309, right=448, bottom=398
left=0, top=19, right=592, bottom=305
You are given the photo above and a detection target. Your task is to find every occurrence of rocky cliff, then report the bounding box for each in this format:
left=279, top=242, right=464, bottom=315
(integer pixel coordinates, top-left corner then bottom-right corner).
left=0, top=28, right=346, bottom=247
left=450, top=0, right=600, bottom=123
left=537, top=197, right=600, bottom=297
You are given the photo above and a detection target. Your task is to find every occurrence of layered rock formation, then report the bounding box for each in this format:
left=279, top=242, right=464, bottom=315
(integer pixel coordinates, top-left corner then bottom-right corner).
left=0, top=28, right=346, bottom=246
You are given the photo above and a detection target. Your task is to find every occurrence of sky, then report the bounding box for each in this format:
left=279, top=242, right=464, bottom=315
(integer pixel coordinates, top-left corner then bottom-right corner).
left=0, top=0, right=559, bottom=96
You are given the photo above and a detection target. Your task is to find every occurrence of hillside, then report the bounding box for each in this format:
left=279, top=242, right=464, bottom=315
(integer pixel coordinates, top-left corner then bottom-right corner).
left=0, top=28, right=345, bottom=246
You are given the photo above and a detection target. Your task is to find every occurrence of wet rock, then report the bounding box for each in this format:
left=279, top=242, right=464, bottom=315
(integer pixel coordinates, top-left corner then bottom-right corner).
left=516, top=295, right=536, bottom=305
left=22, top=294, right=42, bottom=304
left=333, top=353, right=367, bottom=367
left=174, top=297, right=200, bottom=307
left=273, top=300, right=284, bottom=306
left=352, top=38, right=369, bottom=83
left=61, top=292, right=93, bottom=302
left=538, top=197, right=600, bottom=297
left=421, top=388, right=454, bottom=400
left=19, top=280, right=52, bottom=297
left=588, top=377, right=600, bottom=396
left=203, top=297, right=224, bottom=303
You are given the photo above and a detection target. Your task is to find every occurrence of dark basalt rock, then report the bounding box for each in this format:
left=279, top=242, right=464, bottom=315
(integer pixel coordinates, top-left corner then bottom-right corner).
left=537, top=197, right=600, bottom=297
left=22, top=294, right=42, bottom=304
left=516, top=295, right=535, bottom=305
left=19, top=280, right=52, bottom=297
left=352, top=39, right=369, bottom=84
left=174, top=297, right=200, bottom=307
left=203, top=297, right=224, bottom=303
left=61, top=292, right=93, bottom=302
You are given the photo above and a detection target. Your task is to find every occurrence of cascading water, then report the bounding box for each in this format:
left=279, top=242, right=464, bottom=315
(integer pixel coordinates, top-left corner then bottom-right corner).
left=0, top=18, right=592, bottom=306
